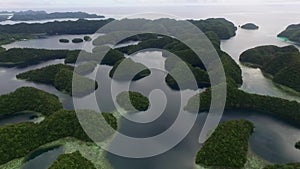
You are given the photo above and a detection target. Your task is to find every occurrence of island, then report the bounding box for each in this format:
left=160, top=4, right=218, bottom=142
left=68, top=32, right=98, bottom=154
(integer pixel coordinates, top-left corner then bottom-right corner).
left=296, top=141, right=300, bottom=149
left=185, top=78, right=300, bottom=125
left=196, top=120, right=254, bottom=168
left=84, top=36, right=92, bottom=41
left=0, top=87, right=62, bottom=117
left=240, top=45, right=300, bottom=92
left=278, top=23, right=300, bottom=44
left=0, top=109, right=117, bottom=165
left=109, top=58, right=151, bottom=81
left=49, top=151, right=96, bottom=169
left=59, top=39, right=69, bottom=43
left=16, top=64, right=98, bottom=96
left=116, top=91, right=150, bottom=112
left=0, top=19, right=113, bottom=35
left=241, top=23, right=259, bottom=30
left=72, top=38, right=84, bottom=43
left=64, top=48, right=125, bottom=66
left=9, top=10, right=104, bottom=21
left=189, top=18, right=237, bottom=39
left=115, top=31, right=242, bottom=90
left=0, top=48, right=78, bottom=68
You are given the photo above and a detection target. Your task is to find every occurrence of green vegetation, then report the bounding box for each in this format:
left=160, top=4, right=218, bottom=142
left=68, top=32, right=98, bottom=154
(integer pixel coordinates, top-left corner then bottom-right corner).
left=117, top=33, right=158, bottom=44
left=196, top=120, right=254, bottom=168
left=49, top=151, right=96, bottom=169
left=59, top=38, right=69, bottom=43
left=264, top=163, right=300, bottom=169
left=17, top=64, right=98, bottom=96
left=116, top=91, right=150, bottom=112
left=0, top=46, right=5, bottom=53
left=240, top=45, right=300, bottom=92
left=185, top=79, right=300, bottom=124
left=165, top=62, right=210, bottom=90
left=100, top=49, right=126, bottom=66
left=64, top=48, right=125, bottom=66
left=109, top=58, right=151, bottom=81
left=10, top=11, right=104, bottom=21
left=0, top=19, right=113, bottom=35
left=84, top=36, right=92, bottom=41
left=115, top=31, right=241, bottom=90
left=189, top=18, right=237, bottom=39
left=0, top=33, right=34, bottom=45
left=295, top=141, right=300, bottom=149
left=23, top=145, right=62, bottom=162
left=278, top=23, right=300, bottom=44
left=72, top=38, right=84, bottom=43
left=75, top=62, right=97, bottom=75
left=0, top=48, right=74, bottom=68
left=0, top=110, right=117, bottom=165
left=241, top=23, right=259, bottom=30
left=0, top=87, right=62, bottom=116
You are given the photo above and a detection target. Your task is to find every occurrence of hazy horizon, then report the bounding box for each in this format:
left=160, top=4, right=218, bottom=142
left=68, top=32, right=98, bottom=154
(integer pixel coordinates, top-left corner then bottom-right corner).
left=1, top=0, right=300, bottom=10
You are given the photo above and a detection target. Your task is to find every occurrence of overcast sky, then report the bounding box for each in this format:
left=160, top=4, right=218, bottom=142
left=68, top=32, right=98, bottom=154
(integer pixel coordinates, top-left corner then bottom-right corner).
left=1, top=0, right=299, bottom=9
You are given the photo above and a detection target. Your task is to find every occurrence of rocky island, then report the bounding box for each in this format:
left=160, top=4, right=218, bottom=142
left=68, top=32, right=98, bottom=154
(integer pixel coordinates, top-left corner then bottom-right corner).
left=240, top=45, right=300, bottom=92
left=116, top=91, right=150, bottom=112
left=278, top=23, right=300, bottom=44
left=241, top=23, right=259, bottom=30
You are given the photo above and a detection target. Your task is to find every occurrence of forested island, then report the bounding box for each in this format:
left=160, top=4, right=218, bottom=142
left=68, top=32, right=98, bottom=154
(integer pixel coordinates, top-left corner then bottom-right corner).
left=278, top=23, right=300, bottom=44
left=0, top=109, right=117, bottom=165
left=185, top=78, right=300, bottom=125
left=49, top=151, right=96, bottom=169
left=0, top=48, right=78, bottom=67
left=0, top=18, right=113, bottom=36
left=0, top=87, right=62, bottom=117
left=16, top=64, right=98, bottom=96
left=196, top=120, right=254, bottom=168
left=241, top=23, right=259, bottom=30
left=7, top=10, right=104, bottom=21
left=116, top=91, right=150, bottom=112
left=240, top=45, right=300, bottom=92
left=189, top=18, right=237, bottom=39
left=109, top=58, right=151, bottom=81
left=115, top=31, right=241, bottom=90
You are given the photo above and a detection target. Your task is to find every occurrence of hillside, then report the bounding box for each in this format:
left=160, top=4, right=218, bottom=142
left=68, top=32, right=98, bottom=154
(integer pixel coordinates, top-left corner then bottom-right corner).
left=240, top=45, right=300, bottom=92
left=278, top=23, right=300, bottom=44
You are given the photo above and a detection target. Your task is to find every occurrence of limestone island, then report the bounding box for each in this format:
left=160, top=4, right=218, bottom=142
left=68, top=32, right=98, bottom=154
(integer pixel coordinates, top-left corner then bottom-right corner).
left=240, top=45, right=300, bottom=92
left=278, top=23, right=300, bottom=44
left=59, top=39, right=69, bottom=43
left=296, top=141, right=300, bottom=150
left=109, top=58, right=151, bottom=81
left=72, top=38, right=84, bottom=43
left=241, top=23, right=259, bottom=30
left=116, top=91, right=150, bottom=112
left=16, top=64, right=98, bottom=97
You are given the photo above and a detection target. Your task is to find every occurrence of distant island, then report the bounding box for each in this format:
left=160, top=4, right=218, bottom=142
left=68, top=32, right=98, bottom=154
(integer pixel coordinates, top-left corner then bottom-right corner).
left=240, top=23, right=259, bottom=30
left=1, top=10, right=104, bottom=21
left=278, top=23, right=300, bottom=44
left=240, top=45, right=300, bottom=92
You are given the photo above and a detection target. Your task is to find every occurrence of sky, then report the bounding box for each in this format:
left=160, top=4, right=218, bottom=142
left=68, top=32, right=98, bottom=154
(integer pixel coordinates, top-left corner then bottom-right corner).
left=1, top=0, right=299, bottom=9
